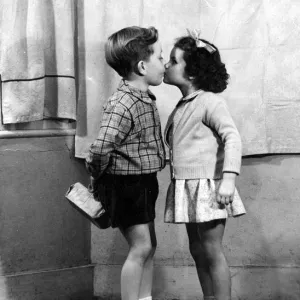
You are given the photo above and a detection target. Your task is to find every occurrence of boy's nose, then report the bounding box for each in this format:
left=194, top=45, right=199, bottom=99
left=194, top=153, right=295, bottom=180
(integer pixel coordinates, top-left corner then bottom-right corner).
left=164, top=63, right=169, bottom=69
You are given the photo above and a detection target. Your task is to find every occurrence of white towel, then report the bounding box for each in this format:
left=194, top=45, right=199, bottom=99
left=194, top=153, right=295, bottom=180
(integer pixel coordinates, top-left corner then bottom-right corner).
left=0, top=0, right=76, bottom=124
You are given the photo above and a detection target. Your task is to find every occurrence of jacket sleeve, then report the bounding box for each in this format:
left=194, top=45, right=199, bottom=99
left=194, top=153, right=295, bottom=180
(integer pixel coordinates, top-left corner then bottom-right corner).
left=85, top=102, right=132, bottom=178
left=203, top=97, right=242, bottom=175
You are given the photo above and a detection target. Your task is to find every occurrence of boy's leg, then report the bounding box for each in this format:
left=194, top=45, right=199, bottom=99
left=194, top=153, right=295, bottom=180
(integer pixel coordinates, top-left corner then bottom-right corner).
left=138, top=222, right=157, bottom=300
left=186, top=223, right=214, bottom=297
left=138, top=173, right=158, bottom=299
left=120, top=223, right=154, bottom=300
left=198, top=219, right=231, bottom=300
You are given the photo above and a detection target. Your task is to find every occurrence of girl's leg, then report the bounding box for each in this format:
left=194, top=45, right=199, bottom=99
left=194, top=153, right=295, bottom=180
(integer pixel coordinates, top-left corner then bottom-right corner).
left=120, top=223, right=155, bottom=300
left=138, top=222, right=157, bottom=300
left=186, top=223, right=214, bottom=297
left=199, top=219, right=231, bottom=300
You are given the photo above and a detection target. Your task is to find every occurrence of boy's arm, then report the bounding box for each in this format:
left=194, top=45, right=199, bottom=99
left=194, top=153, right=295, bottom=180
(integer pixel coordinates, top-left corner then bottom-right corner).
left=85, top=103, right=132, bottom=179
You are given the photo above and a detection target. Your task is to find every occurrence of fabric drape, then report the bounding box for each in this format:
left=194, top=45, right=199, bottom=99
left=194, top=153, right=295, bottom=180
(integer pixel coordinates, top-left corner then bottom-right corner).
left=73, top=0, right=300, bottom=157
left=0, top=0, right=76, bottom=124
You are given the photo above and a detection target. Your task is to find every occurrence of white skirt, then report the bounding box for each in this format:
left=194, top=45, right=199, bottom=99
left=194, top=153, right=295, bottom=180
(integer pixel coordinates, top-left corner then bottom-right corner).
left=164, top=179, right=246, bottom=223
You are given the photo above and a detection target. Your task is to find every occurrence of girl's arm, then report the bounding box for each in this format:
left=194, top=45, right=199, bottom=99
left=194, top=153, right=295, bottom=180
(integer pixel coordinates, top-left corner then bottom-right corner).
left=204, top=96, right=242, bottom=204
left=204, top=97, right=242, bottom=176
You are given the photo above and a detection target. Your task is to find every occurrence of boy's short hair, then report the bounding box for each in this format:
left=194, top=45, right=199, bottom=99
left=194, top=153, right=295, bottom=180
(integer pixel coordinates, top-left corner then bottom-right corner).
left=105, top=26, right=158, bottom=78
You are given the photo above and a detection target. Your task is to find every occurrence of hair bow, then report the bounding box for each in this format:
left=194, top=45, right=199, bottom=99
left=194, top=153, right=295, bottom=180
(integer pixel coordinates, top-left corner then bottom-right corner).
left=186, top=29, right=216, bottom=54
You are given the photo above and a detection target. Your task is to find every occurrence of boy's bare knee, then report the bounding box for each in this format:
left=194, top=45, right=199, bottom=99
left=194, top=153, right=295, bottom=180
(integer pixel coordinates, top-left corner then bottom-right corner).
left=129, top=243, right=155, bottom=262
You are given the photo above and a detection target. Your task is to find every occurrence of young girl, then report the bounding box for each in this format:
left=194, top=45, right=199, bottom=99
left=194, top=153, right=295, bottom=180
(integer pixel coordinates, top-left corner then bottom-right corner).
left=163, top=30, right=246, bottom=300
left=86, top=26, right=166, bottom=300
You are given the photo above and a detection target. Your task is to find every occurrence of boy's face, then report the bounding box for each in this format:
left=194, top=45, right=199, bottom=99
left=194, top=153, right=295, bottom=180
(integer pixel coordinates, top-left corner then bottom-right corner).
left=163, top=47, right=190, bottom=89
left=143, top=41, right=165, bottom=86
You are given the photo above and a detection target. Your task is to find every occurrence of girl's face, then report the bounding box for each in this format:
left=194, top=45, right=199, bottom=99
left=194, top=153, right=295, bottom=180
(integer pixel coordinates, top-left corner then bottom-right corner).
left=164, top=47, right=191, bottom=89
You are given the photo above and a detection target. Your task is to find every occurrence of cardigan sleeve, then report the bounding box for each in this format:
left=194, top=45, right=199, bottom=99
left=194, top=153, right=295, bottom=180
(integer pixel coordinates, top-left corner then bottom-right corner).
left=203, top=97, right=242, bottom=175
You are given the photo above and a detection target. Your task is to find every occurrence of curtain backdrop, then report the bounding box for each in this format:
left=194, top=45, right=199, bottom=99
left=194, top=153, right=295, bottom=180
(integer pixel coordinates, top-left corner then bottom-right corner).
left=75, top=0, right=300, bottom=157
left=0, top=0, right=76, bottom=124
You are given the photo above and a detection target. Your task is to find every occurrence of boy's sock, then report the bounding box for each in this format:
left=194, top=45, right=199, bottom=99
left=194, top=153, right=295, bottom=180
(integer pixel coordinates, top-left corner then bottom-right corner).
left=139, top=297, right=152, bottom=300
left=204, top=297, right=215, bottom=300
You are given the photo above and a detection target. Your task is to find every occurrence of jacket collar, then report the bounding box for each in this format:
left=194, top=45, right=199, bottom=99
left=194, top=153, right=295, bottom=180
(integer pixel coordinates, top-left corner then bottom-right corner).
left=175, top=89, right=204, bottom=108
left=182, top=89, right=204, bottom=101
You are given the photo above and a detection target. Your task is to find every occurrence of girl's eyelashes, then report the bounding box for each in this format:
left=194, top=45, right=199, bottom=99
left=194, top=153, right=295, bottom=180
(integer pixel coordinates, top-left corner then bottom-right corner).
left=171, top=58, right=177, bottom=64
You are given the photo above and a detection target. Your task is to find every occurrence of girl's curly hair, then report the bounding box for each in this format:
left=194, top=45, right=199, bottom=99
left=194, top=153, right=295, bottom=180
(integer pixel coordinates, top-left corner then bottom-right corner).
left=174, top=36, right=229, bottom=93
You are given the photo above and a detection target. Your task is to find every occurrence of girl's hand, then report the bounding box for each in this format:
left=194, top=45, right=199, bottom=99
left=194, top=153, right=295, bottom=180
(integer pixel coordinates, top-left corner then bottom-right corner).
left=217, top=172, right=237, bottom=205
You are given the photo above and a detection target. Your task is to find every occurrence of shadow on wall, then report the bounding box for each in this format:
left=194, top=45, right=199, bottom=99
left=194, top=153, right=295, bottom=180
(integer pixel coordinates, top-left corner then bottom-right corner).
left=0, top=136, right=93, bottom=300
left=230, top=155, right=300, bottom=299
left=235, top=159, right=281, bottom=298
left=75, top=0, right=122, bottom=138
left=75, top=0, right=87, bottom=137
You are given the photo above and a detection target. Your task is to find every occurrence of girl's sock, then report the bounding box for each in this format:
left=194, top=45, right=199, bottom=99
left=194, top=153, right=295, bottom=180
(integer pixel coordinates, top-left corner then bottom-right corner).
left=204, top=297, right=215, bottom=300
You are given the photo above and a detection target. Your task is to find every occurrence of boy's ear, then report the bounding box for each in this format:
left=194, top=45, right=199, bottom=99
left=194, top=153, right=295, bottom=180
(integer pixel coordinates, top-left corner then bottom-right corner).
left=137, top=61, right=147, bottom=76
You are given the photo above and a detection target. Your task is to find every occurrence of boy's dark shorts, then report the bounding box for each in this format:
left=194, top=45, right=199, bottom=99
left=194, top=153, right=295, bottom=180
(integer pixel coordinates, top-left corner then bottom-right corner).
left=97, top=173, right=159, bottom=229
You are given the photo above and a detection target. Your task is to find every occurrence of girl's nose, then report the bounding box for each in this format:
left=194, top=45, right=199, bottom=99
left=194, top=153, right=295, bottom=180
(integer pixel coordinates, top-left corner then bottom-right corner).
left=164, top=62, right=169, bottom=69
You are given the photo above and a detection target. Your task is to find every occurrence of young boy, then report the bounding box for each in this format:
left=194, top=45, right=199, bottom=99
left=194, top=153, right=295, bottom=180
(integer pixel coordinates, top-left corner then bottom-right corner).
left=85, top=26, right=166, bottom=300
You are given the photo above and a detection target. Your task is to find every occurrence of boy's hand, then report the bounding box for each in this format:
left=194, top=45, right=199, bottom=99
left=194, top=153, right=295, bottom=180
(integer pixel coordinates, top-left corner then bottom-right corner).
left=217, top=172, right=237, bottom=205
left=88, top=176, right=98, bottom=195
left=85, top=161, right=100, bottom=177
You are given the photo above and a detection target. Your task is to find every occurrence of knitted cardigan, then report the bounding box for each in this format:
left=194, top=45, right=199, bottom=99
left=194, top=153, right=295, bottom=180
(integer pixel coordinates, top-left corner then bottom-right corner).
left=164, top=90, right=242, bottom=180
